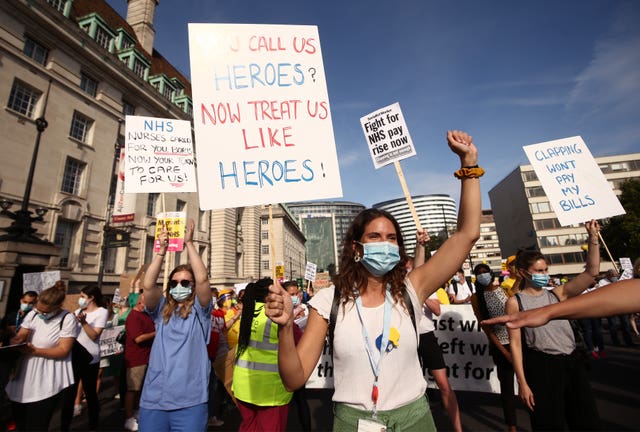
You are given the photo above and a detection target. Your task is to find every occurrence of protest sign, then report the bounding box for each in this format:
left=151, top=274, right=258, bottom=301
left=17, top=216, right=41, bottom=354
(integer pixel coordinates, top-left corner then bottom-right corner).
left=523, top=136, right=625, bottom=226
left=154, top=212, right=186, bottom=252
left=23, top=271, right=61, bottom=293
left=188, top=24, right=342, bottom=210
left=360, top=102, right=416, bottom=169
left=124, top=116, right=197, bottom=193
left=112, top=147, right=136, bottom=222
left=619, top=257, right=633, bottom=280
left=304, top=261, right=317, bottom=282
left=305, top=304, right=500, bottom=393
left=100, top=325, right=125, bottom=357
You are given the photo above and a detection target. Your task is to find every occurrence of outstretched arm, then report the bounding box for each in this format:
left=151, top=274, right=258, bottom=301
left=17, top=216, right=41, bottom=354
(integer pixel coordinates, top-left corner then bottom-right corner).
left=143, top=225, right=169, bottom=310
left=554, top=220, right=601, bottom=300
left=483, top=279, right=640, bottom=329
left=184, top=219, right=211, bottom=308
left=409, top=130, right=481, bottom=304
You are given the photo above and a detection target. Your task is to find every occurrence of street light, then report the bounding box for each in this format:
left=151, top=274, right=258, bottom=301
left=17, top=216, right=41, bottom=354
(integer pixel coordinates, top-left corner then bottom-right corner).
left=0, top=80, right=52, bottom=245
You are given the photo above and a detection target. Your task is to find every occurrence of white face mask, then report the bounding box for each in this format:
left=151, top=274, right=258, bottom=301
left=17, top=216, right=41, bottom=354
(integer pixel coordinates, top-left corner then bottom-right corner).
left=78, top=297, right=89, bottom=309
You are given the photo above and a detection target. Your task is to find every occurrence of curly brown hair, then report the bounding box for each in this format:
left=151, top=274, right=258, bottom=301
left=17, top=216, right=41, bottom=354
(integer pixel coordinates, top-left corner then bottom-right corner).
left=162, top=264, right=196, bottom=324
left=333, top=208, right=409, bottom=309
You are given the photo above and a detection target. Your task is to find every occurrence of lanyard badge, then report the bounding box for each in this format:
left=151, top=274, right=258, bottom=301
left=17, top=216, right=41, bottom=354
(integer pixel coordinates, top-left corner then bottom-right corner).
left=354, top=287, right=393, bottom=420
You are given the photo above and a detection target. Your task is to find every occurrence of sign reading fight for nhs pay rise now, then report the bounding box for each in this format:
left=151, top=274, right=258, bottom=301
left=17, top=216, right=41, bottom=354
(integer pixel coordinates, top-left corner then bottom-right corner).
left=523, top=136, right=625, bottom=226
left=188, top=24, right=343, bottom=210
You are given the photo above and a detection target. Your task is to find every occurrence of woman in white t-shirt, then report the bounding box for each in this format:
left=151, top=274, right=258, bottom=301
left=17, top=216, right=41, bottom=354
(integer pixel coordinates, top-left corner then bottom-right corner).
left=68, top=285, right=108, bottom=430
left=6, top=281, right=79, bottom=431
left=266, top=130, right=482, bottom=431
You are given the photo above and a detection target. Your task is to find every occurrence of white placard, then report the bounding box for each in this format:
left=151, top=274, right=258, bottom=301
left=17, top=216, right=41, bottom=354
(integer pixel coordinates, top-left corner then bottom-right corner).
left=124, top=116, right=197, bottom=193
left=360, top=102, right=416, bottom=169
left=23, top=271, right=61, bottom=293
left=523, top=136, right=625, bottom=226
left=188, top=24, right=343, bottom=210
left=100, top=325, right=125, bottom=357
left=304, top=261, right=317, bottom=282
left=112, top=147, right=136, bottom=222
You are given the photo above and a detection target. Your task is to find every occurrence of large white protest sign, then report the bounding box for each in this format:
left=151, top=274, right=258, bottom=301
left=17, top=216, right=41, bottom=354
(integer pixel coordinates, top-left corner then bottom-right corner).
left=523, top=136, right=625, bottom=226
left=188, top=24, right=342, bottom=210
left=23, top=271, right=61, bottom=293
left=360, top=103, right=416, bottom=169
left=124, top=116, right=197, bottom=193
left=305, top=304, right=500, bottom=393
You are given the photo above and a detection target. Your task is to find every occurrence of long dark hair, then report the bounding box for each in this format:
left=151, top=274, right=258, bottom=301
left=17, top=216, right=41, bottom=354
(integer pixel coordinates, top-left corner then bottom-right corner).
left=473, top=263, right=492, bottom=320
left=334, top=208, right=409, bottom=307
left=236, top=278, right=272, bottom=358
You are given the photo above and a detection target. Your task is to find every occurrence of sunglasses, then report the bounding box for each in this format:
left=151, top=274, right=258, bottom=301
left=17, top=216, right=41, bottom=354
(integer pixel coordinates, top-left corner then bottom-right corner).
left=169, top=279, right=193, bottom=288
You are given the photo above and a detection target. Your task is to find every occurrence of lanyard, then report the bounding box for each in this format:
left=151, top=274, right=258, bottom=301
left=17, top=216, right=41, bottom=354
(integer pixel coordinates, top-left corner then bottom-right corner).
left=354, top=287, right=392, bottom=419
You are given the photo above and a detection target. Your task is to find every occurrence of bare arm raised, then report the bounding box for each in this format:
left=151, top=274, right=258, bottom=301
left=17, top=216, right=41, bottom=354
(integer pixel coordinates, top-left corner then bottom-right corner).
left=143, top=225, right=169, bottom=310
left=183, top=219, right=211, bottom=308
left=409, top=130, right=481, bottom=305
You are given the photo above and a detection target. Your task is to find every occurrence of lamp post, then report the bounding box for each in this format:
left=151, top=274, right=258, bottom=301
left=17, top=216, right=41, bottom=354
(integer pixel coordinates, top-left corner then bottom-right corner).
left=0, top=80, right=52, bottom=244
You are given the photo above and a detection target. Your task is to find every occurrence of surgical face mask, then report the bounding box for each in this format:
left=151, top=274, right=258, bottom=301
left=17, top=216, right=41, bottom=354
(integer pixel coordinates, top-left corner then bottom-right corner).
left=78, top=297, right=89, bottom=309
left=358, top=241, right=401, bottom=277
left=476, top=273, right=492, bottom=286
left=20, top=303, right=33, bottom=313
left=291, top=295, right=300, bottom=307
left=453, top=275, right=461, bottom=282
left=528, top=273, right=550, bottom=288
left=38, top=310, right=58, bottom=321
left=610, top=276, right=619, bottom=283
left=169, top=285, right=193, bottom=302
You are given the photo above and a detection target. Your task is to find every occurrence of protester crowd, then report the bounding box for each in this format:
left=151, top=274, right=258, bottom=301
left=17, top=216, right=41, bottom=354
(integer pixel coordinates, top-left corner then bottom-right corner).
left=0, top=130, right=639, bottom=432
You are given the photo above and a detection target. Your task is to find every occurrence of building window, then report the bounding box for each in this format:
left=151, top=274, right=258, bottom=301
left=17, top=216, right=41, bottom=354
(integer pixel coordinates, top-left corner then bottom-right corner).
left=69, top=111, right=93, bottom=143
left=144, top=235, right=155, bottom=265
left=530, top=201, right=551, bottom=214
left=7, top=80, right=41, bottom=117
left=261, top=231, right=269, bottom=240
left=23, top=37, right=49, bottom=65
left=162, top=85, right=174, bottom=101
left=95, top=27, right=112, bottom=50
left=147, top=193, right=158, bottom=217
left=133, top=59, right=146, bottom=79
left=61, top=157, right=85, bottom=195
left=262, top=260, right=270, bottom=270
left=521, top=171, right=538, bottom=182
left=176, top=200, right=186, bottom=212
left=54, top=220, right=76, bottom=267
left=526, top=186, right=546, bottom=198
left=199, top=210, right=207, bottom=231
left=80, top=73, right=98, bottom=97
left=104, top=247, right=117, bottom=273
left=261, top=245, right=269, bottom=254
left=47, top=0, right=66, bottom=13
left=122, top=101, right=135, bottom=116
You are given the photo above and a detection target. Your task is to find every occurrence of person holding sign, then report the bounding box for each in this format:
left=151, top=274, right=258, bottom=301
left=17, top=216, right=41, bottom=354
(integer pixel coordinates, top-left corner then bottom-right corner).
left=506, top=220, right=601, bottom=432
left=266, top=130, right=482, bottom=431
left=139, top=219, right=212, bottom=431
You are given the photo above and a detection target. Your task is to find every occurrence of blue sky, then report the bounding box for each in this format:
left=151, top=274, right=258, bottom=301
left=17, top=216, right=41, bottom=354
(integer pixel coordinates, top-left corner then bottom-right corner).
left=108, top=0, right=639, bottom=209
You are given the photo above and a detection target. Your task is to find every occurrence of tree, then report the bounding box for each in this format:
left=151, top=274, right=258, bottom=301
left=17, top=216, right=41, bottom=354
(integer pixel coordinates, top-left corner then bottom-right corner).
left=600, top=179, right=640, bottom=261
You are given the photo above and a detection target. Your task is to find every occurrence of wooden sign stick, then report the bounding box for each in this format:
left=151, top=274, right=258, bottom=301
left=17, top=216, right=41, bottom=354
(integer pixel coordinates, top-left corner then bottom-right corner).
left=394, top=161, right=425, bottom=233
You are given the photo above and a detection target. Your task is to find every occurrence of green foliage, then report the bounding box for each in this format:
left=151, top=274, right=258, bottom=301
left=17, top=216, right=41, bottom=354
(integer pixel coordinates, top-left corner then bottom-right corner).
left=601, top=179, right=640, bottom=260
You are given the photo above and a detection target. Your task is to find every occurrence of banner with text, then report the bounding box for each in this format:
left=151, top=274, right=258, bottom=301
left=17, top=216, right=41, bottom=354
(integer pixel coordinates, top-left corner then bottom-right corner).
left=23, top=271, right=61, bottom=294
left=523, top=136, right=625, bottom=226
left=305, top=261, right=317, bottom=282
left=360, top=102, right=416, bottom=169
left=124, top=116, right=197, bottom=193
left=305, top=304, right=500, bottom=393
left=188, top=24, right=342, bottom=210
left=154, top=212, right=187, bottom=252
left=100, top=325, right=125, bottom=358
left=112, top=147, right=136, bottom=222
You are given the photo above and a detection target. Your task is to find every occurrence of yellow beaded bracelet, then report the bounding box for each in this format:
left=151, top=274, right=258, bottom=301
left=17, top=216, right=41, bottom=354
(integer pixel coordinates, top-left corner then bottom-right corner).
left=454, top=166, right=485, bottom=179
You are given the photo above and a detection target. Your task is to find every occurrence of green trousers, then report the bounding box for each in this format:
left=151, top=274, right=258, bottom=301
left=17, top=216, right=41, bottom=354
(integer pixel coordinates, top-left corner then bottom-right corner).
left=333, top=396, right=436, bottom=432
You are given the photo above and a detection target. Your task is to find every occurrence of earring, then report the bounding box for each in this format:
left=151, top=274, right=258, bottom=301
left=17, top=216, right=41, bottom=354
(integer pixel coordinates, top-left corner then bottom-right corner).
left=354, top=251, right=361, bottom=263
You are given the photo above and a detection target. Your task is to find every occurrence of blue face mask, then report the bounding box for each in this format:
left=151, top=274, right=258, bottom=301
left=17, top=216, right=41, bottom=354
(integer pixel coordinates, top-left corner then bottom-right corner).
left=476, top=273, right=492, bottom=286
left=609, top=276, right=619, bottom=283
left=529, top=273, right=550, bottom=288
left=169, top=285, right=193, bottom=301
left=20, top=303, right=33, bottom=313
left=358, top=241, right=401, bottom=277
left=291, top=295, right=300, bottom=307
left=38, top=310, right=58, bottom=321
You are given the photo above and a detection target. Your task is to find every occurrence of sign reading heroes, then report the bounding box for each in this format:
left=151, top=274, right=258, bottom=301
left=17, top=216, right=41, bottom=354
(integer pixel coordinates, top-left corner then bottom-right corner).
left=188, top=24, right=342, bottom=210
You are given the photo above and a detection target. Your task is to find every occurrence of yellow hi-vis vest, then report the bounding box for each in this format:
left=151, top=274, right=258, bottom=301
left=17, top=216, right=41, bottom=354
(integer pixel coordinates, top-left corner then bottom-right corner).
left=231, top=302, right=293, bottom=406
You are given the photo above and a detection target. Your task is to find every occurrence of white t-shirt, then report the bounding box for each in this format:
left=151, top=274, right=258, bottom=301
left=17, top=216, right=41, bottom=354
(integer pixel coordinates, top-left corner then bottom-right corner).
left=309, top=279, right=426, bottom=411
left=75, top=307, right=109, bottom=364
left=447, top=280, right=474, bottom=302
left=5, top=310, right=79, bottom=403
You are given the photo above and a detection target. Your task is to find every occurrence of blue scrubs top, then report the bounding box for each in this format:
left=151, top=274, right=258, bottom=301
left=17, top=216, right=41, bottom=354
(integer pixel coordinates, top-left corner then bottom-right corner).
left=140, top=296, right=212, bottom=410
